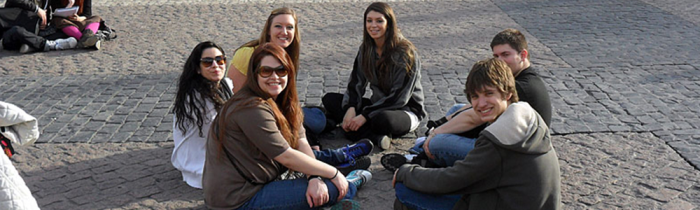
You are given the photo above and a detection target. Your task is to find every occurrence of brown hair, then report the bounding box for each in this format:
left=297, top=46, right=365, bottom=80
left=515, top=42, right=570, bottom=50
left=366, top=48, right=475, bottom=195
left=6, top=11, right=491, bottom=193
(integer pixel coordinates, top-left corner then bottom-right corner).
left=241, top=7, right=301, bottom=72
left=490, top=28, right=529, bottom=59
left=214, top=43, right=302, bottom=156
left=464, top=58, right=519, bottom=104
left=361, top=2, right=416, bottom=89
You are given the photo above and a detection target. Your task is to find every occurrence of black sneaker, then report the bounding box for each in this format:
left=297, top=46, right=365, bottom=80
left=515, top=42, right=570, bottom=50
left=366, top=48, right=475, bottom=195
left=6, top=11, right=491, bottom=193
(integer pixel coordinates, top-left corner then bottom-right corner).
left=336, top=155, right=371, bottom=175
left=381, top=153, right=407, bottom=172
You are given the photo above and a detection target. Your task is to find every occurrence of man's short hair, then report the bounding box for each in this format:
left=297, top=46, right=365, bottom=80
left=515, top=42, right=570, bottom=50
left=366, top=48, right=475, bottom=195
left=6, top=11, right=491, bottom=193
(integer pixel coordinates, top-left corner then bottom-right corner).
left=464, top=58, right=519, bottom=104
left=490, top=28, right=529, bottom=59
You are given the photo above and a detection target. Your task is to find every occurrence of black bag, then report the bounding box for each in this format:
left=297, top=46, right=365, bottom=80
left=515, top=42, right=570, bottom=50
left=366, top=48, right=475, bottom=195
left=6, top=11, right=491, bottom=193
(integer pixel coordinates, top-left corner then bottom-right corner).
left=97, top=19, right=117, bottom=40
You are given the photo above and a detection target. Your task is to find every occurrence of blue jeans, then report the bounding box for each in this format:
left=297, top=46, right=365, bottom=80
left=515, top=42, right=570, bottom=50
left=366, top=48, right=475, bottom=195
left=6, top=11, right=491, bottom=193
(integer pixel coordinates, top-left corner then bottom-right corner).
left=411, top=103, right=476, bottom=167
left=314, top=149, right=346, bottom=166
left=395, top=183, right=460, bottom=210
left=239, top=178, right=357, bottom=209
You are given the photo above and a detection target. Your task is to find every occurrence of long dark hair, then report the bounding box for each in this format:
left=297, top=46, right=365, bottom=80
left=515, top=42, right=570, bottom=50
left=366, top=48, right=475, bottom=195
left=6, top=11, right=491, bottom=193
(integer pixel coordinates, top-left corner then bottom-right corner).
left=240, top=7, right=301, bottom=72
left=215, top=43, right=302, bottom=153
left=361, top=2, right=416, bottom=89
left=173, top=41, right=232, bottom=137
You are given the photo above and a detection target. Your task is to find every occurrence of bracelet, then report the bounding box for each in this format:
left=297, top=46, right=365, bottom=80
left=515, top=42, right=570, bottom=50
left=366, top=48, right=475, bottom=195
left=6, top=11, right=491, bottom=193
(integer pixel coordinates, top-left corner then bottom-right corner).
left=330, top=169, right=339, bottom=179
left=307, top=175, right=322, bottom=181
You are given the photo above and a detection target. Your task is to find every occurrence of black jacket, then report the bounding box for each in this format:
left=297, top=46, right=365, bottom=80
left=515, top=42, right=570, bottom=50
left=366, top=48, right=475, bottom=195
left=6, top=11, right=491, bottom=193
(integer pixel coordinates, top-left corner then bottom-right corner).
left=1, top=0, right=47, bottom=35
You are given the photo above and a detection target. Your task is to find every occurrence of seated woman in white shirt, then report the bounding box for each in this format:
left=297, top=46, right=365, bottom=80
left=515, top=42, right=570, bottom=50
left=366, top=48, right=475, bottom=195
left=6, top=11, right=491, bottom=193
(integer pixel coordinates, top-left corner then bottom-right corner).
left=171, top=41, right=233, bottom=189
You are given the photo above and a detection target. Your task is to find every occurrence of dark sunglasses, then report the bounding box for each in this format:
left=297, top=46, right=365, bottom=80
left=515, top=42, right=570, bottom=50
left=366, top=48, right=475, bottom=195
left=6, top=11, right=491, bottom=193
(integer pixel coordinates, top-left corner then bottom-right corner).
left=258, top=65, right=289, bottom=78
left=200, top=56, right=226, bottom=67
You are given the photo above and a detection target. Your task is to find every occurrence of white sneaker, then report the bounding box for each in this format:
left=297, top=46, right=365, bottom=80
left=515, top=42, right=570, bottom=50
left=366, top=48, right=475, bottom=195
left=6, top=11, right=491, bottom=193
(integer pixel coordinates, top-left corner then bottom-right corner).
left=380, top=136, right=391, bottom=150
left=19, top=44, right=35, bottom=54
left=346, top=170, right=372, bottom=190
left=53, top=37, right=78, bottom=50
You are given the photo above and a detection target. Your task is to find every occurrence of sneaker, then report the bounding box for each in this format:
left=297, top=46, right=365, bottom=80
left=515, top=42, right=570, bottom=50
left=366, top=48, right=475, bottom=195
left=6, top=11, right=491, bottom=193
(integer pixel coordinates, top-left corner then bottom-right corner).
left=330, top=199, right=361, bottom=210
left=53, top=37, right=78, bottom=50
left=381, top=153, right=407, bottom=172
left=336, top=156, right=371, bottom=175
left=346, top=169, right=372, bottom=190
left=19, top=44, right=35, bottom=54
left=77, top=29, right=99, bottom=48
left=342, top=138, right=373, bottom=162
left=380, top=135, right=392, bottom=150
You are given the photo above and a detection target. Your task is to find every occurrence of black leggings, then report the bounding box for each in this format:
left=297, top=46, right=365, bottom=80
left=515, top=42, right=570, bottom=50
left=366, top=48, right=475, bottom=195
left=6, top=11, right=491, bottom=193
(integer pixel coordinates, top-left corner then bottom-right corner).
left=322, top=93, right=412, bottom=142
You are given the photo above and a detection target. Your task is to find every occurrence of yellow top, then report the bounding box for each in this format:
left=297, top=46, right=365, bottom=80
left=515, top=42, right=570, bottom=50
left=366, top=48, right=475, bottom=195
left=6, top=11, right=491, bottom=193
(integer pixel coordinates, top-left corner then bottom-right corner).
left=230, top=46, right=256, bottom=76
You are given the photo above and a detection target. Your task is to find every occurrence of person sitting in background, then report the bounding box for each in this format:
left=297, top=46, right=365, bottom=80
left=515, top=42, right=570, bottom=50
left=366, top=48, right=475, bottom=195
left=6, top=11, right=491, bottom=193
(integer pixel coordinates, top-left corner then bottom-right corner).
left=1, top=0, right=77, bottom=53
left=49, top=0, right=102, bottom=49
left=322, top=2, right=426, bottom=150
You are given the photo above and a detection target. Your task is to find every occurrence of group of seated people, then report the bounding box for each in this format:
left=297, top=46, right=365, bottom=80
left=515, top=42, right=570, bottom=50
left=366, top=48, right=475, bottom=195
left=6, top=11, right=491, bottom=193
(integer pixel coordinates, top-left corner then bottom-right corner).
left=170, top=1, right=561, bottom=209
left=1, top=0, right=110, bottom=53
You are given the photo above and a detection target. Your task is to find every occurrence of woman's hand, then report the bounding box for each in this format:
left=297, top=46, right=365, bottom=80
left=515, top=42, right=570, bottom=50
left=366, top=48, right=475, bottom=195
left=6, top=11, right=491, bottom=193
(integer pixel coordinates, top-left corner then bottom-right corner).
left=306, top=178, right=329, bottom=208
left=330, top=172, right=349, bottom=201
left=348, top=115, right=367, bottom=131
left=342, top=108, right=356, bottom=132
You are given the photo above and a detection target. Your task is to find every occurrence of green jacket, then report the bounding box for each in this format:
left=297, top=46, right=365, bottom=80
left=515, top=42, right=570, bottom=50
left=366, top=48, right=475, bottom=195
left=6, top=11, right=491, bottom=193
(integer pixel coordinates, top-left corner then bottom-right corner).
left=395, top=102, right=561, bottom=210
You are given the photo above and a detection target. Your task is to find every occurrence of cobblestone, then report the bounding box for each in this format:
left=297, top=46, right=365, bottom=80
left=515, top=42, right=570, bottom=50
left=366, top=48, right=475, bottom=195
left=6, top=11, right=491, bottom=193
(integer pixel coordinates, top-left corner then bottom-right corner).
left=1, top=0, right=699, bottom=209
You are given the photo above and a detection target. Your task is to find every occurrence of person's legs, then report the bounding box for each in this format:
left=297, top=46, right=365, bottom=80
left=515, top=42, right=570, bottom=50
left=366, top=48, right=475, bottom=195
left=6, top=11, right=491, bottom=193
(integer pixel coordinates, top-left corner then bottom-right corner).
left=446, top=103, right=467, bottom=118
left=322, top=93, right=346, bottom=123
left=425, top=134, right=476, bottom=167
left=61, top=26, right=83, bottom=39
left=370, top=110, right=413, bottom=137
left=3, top=26, right=46, bottom=51
left=239, top=178, right=357, bottom=209
left=313, top=139, right=373, bottom=166
left=394, top=183, right=460, bottom=210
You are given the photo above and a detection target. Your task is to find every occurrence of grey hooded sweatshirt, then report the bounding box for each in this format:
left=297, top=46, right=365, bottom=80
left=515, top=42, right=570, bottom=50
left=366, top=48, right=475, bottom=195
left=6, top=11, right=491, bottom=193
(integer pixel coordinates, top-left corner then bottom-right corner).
left=395, top=102, right=561, bottom=210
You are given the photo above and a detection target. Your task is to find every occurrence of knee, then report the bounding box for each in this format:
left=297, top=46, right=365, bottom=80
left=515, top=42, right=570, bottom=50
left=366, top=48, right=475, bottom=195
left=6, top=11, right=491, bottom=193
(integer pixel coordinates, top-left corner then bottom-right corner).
left=7, top=26, right=21, bottom=34
left=369, top=112, right=405, bottom=134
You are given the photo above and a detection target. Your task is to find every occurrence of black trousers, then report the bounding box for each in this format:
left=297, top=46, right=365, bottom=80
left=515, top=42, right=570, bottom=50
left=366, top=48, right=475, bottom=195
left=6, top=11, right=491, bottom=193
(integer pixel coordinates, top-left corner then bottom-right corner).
left=322, top=93, right=412, bottom=143
left=2, top=26, right=46, bottom=51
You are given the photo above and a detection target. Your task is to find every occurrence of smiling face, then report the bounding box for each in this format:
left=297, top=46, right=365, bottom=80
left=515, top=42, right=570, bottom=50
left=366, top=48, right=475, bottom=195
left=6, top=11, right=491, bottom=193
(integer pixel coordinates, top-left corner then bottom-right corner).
left=470, top=85, right=512, bottom=123
left=198, top=47, right=226, bottom=82
left=268, top=14, right=295, bottom=48
left=257, top=55, right=288, bottom=99
left=365, top=11, right=388, bottom=44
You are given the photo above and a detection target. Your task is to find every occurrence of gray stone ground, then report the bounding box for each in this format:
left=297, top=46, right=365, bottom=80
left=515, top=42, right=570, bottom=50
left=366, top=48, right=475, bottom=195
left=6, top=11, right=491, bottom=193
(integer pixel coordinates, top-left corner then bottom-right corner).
left=1, top=0, right=699, bottom=209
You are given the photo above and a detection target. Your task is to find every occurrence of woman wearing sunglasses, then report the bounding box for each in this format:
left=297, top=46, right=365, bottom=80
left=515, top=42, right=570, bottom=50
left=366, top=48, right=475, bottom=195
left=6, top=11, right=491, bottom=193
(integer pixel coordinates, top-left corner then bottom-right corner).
left=204, top=43, right=371, bottom=209
left=322, top=2, right=426, bottom=150
left=171, top=41, right=233, bottom=189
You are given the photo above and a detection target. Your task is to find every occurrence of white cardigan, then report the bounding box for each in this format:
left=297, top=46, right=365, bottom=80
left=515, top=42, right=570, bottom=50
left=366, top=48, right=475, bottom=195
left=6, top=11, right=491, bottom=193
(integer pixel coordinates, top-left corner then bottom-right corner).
left=171, top=78, right=231, bottom=189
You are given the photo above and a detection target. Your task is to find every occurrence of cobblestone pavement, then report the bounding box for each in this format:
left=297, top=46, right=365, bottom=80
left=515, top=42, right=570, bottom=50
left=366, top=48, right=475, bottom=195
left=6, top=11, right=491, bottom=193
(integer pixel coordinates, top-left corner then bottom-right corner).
left=1, top=0, right=699, bottom=209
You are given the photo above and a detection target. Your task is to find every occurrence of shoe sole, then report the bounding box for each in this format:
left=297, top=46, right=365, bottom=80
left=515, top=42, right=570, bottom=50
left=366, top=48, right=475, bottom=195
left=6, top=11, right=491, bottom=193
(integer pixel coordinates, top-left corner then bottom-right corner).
left=337, top=156, right=371, bottom=175
left=381, top=153, right=407, bottom=172
left=79, top=35, right=99, bottom=48
left=19, top=45, right=33, bottom=54
left=380, top=136, right=391, bottom=150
